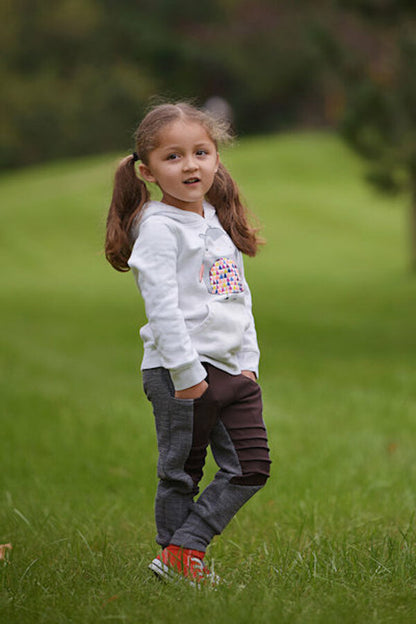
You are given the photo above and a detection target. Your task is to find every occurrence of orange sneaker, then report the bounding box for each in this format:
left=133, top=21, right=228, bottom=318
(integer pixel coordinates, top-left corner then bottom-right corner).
left=149, top=545, right=219, bottom=588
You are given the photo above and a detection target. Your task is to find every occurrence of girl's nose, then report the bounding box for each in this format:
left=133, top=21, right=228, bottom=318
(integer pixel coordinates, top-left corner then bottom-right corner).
left=183, top=157, right=198, bottom=171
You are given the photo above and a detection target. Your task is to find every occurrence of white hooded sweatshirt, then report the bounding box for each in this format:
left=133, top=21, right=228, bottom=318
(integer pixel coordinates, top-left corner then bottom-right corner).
left=127, top=200, right=260, bottom=391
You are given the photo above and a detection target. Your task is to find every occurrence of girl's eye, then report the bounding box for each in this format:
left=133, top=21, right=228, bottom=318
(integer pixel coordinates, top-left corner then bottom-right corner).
left=167, top=153, right=179, bottom=160
left=196, top=150, right=208, bottom=156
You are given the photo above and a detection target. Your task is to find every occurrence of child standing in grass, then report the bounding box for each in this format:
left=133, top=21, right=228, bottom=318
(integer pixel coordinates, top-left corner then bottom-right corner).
left=105, top=102, right=271, bottom=586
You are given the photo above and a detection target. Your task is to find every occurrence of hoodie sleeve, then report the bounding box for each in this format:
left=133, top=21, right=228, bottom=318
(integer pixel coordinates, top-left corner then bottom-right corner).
left=236, top=254, right=260, bottom=377
left=128, top=218, right=207, bottom=391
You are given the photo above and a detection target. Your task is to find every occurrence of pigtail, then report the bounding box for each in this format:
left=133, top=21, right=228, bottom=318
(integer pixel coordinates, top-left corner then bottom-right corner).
left=206, top=162, right=263, bottom=257
left=105, top=155, right=150, bottom=272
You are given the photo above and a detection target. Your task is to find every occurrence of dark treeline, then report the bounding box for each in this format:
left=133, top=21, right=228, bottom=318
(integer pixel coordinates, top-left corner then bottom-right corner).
left=0, top=0, right=410, bottom=168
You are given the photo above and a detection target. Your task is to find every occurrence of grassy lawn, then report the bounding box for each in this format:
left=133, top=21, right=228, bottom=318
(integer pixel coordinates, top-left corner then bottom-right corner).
left=1, top=132, right=416, bottom=623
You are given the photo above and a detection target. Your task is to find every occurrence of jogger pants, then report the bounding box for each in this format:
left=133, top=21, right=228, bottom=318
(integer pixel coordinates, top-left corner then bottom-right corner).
left=142, top=363, right=271, bottom=552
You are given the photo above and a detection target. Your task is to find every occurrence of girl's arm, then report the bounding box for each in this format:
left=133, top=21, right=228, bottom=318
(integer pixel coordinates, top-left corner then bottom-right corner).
left=128, top=219, right=207, bottom=392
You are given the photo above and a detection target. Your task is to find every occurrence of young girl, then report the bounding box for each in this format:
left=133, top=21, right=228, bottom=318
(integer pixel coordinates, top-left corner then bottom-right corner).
left=105, top=102, right=271, bottom=586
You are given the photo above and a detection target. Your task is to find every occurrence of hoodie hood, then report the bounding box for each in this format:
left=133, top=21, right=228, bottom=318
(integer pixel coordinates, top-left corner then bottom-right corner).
left=140, top=200, right=216, bottom=225
left=131, top=200, right=216, bottom=241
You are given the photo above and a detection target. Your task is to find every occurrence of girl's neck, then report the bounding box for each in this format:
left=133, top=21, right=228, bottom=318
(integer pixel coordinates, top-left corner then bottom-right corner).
left=161, top=194, right=205, bottom=217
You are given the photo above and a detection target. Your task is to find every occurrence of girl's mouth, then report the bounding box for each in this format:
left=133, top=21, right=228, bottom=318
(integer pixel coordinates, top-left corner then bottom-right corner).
left=184, top=178, right=200, bottom=185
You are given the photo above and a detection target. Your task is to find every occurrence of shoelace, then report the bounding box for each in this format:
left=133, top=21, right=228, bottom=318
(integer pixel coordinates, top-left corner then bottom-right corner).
left=204, top=565, right=221, bottom=584
left=188, top=556, right=206, bottom=581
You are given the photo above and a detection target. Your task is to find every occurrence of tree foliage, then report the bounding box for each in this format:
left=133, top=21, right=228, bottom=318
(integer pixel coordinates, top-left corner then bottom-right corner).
left=1, top=0, right=326, bottom=168
left=319, top=2, right=416, bottom=189
left=0, top=0, right=159, bottom=166
left=316, top=0, right=416, bottom=268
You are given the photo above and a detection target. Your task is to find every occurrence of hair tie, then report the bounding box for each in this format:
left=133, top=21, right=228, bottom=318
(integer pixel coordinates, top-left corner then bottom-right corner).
left=132, top=152, right=139, bottom=162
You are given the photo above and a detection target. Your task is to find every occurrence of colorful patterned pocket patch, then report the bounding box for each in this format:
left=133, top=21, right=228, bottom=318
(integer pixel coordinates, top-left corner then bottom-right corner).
left=209, top=258, right=244, bottom=295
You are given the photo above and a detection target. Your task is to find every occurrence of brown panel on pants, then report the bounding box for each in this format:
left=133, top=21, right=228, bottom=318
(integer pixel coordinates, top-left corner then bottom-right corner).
left=184, top=364, right=271, bottom=487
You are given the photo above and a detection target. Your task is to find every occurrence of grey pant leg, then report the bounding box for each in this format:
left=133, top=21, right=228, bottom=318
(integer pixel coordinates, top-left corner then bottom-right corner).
left=170, top=422, right=263, bottom=551
left=142, top=368, right=196, bottom=548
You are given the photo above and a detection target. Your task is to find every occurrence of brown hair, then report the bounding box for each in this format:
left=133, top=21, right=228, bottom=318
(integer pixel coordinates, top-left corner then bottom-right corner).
left=105, top=102, right=262, bottom=271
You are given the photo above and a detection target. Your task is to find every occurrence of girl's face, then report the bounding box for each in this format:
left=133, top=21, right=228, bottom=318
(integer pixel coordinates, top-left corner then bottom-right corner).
left=139, top=120, right=219, bottom=216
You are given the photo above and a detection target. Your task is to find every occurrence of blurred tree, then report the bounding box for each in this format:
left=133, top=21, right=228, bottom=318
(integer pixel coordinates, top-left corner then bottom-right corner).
left=173, top=0, right=325, bottom=133
left=316, top=0, right=416, bottom=270
left=0, top=0, right=159, bottom=166
left=1, top=0, right=332, bottom=168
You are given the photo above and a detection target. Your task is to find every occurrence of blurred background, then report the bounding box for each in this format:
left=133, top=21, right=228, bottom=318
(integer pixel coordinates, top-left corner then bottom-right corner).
left=2, top=3, right=416, bottom=620
left=0, top=3, right=412, bottom=157
left=2, top=0, right=416, bottom=269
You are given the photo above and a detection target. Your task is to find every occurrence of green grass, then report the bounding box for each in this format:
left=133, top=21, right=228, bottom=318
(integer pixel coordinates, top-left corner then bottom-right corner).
left=1, top=132, right=416, bottom=623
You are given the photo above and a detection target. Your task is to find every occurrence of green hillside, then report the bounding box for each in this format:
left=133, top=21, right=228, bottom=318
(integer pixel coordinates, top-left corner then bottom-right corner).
left=1, top=133, right=416, bottom=623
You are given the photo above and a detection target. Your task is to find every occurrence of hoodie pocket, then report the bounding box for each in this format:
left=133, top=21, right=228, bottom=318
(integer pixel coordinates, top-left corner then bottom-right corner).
left=188, top=298, right=249, bottom=360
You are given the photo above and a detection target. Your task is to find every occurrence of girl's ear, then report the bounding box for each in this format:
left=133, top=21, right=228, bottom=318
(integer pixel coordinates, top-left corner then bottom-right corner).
left=139, top=163, right=157, bottom=184
left=214, top=152, right=220, bottom=174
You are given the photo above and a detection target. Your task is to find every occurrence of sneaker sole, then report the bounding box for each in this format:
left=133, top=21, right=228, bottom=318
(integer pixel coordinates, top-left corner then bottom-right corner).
left=148, top=558, right=201, bottom=588
left=148, top=558, right=176, bottom=582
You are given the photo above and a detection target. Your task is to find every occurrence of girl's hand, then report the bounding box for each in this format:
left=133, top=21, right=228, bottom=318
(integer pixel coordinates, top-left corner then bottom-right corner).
left=241, top=370, right=256, bottom=382
left=175, top=379, right=208, bottom=400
